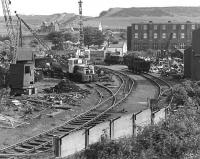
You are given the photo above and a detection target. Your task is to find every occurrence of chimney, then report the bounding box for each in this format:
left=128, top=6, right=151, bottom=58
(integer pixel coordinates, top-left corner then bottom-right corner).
left=149, top=21, right=153, bottom=23
left=168, top=21, right=171, bottom=23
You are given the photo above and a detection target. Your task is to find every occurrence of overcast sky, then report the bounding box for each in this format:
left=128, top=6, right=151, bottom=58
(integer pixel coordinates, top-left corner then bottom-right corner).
left=3, top=0, right=200, bottom=17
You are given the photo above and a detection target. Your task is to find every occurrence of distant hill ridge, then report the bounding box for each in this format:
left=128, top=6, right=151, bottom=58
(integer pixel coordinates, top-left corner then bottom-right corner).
left=99, top=6, right=200, bottom=17
left=1, top=6, right=200, bottom=30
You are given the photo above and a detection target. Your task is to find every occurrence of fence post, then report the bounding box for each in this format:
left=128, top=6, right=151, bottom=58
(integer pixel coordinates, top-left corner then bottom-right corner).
left=85, top=129, right=89, bottom=148
left=110, top=119, right=114, bottom=140
left=53, top=136, right=61, bottom=157
left=132, top=113, right=136, bottom=136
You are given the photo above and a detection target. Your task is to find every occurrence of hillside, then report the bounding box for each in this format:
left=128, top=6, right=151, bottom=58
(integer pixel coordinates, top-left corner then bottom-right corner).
left=1, top=6, right=200, bottom=34
left=99, top=6, right=200, bottom=17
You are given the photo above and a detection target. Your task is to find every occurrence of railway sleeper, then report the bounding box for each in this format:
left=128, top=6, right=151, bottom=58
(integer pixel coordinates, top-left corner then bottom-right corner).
left=57, top=128, right=74, bottom=132
left=27, top=141, right=42, bottom=146
left=36, top=147, right=49, bottom=152
left=72, top=117, right=93, bottom=122
left=74, top=113, right=98, bottom=119
left=68, top=121, right=88, bottom=126
left=45, top=133, right=59, bottom=138
left=14, top=147, right=27, bottom=153
left=60, top=127, right=74, bottom=131
left=20, top=144, right=34, bottom=149
left=34, top=139, right=48, bottom=143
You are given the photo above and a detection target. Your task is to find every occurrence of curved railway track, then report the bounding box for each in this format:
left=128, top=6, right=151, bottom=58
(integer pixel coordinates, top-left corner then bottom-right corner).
left=142, top=73, right=172, bottom=99
left=0, top=68, right=134, bottom=159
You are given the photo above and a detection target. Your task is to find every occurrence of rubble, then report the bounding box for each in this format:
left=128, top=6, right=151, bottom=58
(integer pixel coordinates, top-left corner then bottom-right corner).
left=0, top=79, right=91, bottom=128
left=43, top=79, right=89, bottom=94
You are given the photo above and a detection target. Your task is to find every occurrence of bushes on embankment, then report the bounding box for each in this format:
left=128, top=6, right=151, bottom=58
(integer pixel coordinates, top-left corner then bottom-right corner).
left=71, top=80, right=200, bottom=159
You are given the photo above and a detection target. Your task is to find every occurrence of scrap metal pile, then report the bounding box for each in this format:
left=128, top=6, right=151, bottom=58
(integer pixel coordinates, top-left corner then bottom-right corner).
left=0, top=79, right=91, bottom=128
left=43, top=79, right=87, bottom=93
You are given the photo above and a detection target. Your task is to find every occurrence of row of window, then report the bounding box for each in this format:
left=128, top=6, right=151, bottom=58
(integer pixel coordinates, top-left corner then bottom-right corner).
left=133, top=43, right=186, bottom=50
left=134, top=33, right=186, bottom=39
left=134, top=24, right=195, bottom=30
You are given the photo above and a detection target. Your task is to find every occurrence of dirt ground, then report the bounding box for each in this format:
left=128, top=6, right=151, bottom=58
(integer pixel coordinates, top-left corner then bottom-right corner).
left=0, top=78, right=100, bottom=149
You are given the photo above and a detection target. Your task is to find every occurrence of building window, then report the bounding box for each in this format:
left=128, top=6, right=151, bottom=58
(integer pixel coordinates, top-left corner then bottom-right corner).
left=135, top=25, right=138, bottom=30
left=180, top=43, right=185, bottom=49
left=173, top=25, right=176, bottom=30
left=181, top=25, right=185, bottom=30
left=173, top=33, right=176, bottom=39
left=143, top=33, right=147, bottom=39
left=153, top=33, right=158, bottom=39
left=25, top=66, right=31, bottom=74
left=134, top=33, right=138, bottom=38
left=162, top=33, right=166, bottom=39
left=143, top=25, right=147, bottom=30
left=192, top=24, right=195, bottom=30
left=154, top=25, right=158, bottom=30
left=181, top=33, right=185, bottom=39
left=162, top=25, right=166, bottom=30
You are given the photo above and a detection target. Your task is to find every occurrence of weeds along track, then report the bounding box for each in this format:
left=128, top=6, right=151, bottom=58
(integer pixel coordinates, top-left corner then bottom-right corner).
left=0, top=69, right=134, bottom=158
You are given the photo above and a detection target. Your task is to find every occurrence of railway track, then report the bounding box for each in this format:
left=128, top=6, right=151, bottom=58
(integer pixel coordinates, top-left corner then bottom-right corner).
left=142, top=73, right=172, bottom=99
left=0, top=69, right=134, bottom=159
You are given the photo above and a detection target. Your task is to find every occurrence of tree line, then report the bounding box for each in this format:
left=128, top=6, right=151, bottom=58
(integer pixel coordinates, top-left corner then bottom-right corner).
left=45, top=27, right=105, bottom=50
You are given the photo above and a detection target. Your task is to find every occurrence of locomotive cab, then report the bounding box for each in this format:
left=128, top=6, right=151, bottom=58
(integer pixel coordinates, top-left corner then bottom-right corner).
left=67, top=58, right=97, bottom=82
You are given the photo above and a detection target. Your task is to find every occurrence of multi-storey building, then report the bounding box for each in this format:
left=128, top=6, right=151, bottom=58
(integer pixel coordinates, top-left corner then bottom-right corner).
left=127, top=21, right=200, bottom=51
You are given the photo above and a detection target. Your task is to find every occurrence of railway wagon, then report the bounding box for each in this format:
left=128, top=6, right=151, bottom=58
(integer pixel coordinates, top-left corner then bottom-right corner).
left=104, top=54, right=123, bottom=65
left=124, top=55, right=151, bottom=73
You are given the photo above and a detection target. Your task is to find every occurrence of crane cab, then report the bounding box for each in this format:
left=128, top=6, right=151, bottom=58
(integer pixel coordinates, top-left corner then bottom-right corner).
left=8, top=48, right=36, bottom=95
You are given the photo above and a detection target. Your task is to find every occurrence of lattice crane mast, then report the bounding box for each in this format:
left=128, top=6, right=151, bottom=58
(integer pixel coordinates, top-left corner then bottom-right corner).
left=15, top=12, right=51, bottom=53
left=1, top=0, right=18, bottom=64
left=78, top=0, right=84, bottom=50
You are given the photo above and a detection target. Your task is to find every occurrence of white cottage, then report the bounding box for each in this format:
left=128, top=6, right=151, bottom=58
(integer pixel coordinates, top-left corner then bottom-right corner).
left=106, top=41, right=127, bottom=56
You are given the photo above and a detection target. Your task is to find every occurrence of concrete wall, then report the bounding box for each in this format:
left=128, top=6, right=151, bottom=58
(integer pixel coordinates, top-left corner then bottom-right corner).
left=61, top=130, right=85, bottom=157
left=153, top=108, right=166, bottom=124
left=59, top=108, right=167, bottom=158
left=112, top=114, right=133, bottom=139
left=134, top=109, right=151, bottom=135
left=89, top=121, right=110, bottom=145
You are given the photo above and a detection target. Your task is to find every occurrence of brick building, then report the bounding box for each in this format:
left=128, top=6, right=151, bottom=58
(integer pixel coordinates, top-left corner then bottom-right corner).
left=127, top=21, right=200, bottom=51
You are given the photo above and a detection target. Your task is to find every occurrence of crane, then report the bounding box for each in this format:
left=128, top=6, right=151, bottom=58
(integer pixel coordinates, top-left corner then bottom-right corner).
left=1, top=0, right=19, bottom=64
left=78, top=0, right=84, bottom=51
left=15, top=11, right=51, bottom=53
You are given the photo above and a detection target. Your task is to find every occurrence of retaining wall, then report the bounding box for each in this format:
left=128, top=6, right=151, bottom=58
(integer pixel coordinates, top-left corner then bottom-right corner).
left=134, top=108, right=151, bottom=135
left=112, top=114, right=133, bottom=139
left=88, top=121, right=110, bottom=145
left=153, top=108, right=166, bottom=124
left=60, top=129, right=85, bottom=157
left=58, top=100, right=168, bottom=158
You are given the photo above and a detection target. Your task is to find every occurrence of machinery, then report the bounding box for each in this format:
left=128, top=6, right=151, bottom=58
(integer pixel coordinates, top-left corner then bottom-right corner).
left=15, top=10, right=97, bottom=83
left=1, top=0, right=35, bottom=95
left=124, top=54, right=151, bottom=73
left=1, top=0, right=17, bottom=64
left=67, top=58, right=97, bottom=82
left=104, top=53, right=123, bottom=65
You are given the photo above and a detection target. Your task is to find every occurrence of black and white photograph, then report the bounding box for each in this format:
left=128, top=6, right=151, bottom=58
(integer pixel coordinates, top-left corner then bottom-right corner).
left=0, top=0, right=200, bottom=158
